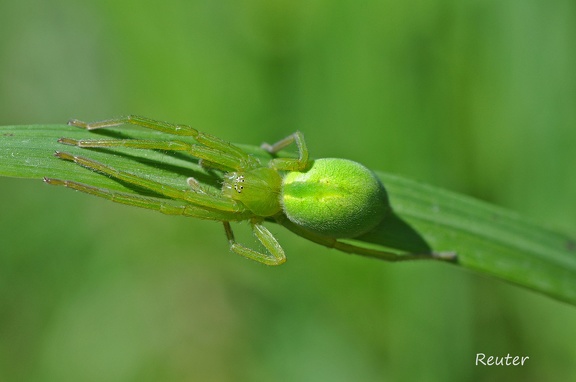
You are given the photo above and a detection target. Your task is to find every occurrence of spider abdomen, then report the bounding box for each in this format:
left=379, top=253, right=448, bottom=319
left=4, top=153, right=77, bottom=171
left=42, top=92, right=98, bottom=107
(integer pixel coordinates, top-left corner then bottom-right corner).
left=281, top=158, right=389, bottom=238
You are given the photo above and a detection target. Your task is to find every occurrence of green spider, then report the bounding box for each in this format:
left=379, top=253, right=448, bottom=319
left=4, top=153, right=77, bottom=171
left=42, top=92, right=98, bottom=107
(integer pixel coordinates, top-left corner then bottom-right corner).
left=44, top=116, right=455, bottom=265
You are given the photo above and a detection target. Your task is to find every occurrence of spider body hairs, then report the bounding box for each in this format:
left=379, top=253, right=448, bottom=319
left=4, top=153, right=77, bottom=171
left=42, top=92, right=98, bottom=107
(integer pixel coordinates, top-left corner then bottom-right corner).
left=45, top=116, right=455, bottom=265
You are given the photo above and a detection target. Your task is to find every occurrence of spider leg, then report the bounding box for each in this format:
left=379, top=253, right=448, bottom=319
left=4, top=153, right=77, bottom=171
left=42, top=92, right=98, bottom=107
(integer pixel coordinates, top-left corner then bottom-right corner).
left=187, top=177, right=210, bottom=194
left=59, top=137, right=245, bottom=172
left=223, top=221, right=286, bottom=265
left=278, top=216, right=457, bottom=262
left=261, top=131, right=309, bottom=172
left=46, top=174, right=286, bottom=264
left=68, top=115, right=260, bottom=170
left=54, top=151, right=242, bottom=212
left=69, top=115, right=187, bottom=133
left=43, top=178, right=252, bottom=221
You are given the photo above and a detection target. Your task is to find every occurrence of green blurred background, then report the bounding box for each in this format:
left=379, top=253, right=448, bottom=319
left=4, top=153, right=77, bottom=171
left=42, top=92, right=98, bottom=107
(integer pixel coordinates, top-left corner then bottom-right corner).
left=1, top=1, right=576, bottom=381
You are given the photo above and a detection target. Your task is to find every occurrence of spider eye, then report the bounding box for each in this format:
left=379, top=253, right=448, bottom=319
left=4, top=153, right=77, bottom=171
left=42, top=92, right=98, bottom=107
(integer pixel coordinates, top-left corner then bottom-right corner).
left=234, top=175, right=245, bottom=193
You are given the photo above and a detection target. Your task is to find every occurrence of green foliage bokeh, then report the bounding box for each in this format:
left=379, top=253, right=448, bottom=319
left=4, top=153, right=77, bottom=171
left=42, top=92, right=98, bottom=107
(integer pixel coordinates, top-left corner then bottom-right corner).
left=1, top=1, right=575, bottom=381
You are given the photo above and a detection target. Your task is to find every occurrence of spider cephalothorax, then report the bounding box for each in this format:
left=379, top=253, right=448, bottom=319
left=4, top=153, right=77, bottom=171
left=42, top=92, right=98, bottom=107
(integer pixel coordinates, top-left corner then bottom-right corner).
left=222, top=167, right=283, bottom=218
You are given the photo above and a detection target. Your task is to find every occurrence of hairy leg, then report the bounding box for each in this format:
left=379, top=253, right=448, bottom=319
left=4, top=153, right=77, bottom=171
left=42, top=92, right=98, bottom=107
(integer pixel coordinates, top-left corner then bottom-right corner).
left=59, top=137, right=246, bottom=172
left=54, top=151, right=242, bottom=212
left=43, top=177, right=252, bottom=221
left=68, top=115, right=260, bottom=170
left=278, top=216, right=457, bottom=262
left=223, top=221, right=286, bottom=265
left=261, top=131, right=309, bottom=172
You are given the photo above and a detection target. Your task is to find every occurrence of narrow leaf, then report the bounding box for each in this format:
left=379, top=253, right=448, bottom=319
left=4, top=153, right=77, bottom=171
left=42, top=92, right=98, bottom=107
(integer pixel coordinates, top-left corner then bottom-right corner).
left=1, top=124, right=575, bottom=305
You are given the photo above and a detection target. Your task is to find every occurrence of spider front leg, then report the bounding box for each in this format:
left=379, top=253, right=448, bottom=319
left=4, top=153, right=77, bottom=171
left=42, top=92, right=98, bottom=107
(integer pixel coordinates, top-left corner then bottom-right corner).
left=68, top=115, right=198, bottom=136
left=43, top=177, right=252, bottom=221
left=224, top=221, right=286, bottom=265
left=68, top=115, right=260, bottom=171
left=53, top=151, right=242, bottom=212
left=59, top=136, right=247, bottom=173
left=261, top=131, right=309, bottom=172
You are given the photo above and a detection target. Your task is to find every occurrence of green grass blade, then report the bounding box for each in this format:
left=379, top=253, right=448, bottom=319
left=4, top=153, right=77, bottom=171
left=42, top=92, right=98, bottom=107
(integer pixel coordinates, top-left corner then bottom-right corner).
left=2, top=124, right=575, bottom=305
left=369, top=174, right=576, bottom=304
